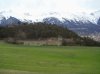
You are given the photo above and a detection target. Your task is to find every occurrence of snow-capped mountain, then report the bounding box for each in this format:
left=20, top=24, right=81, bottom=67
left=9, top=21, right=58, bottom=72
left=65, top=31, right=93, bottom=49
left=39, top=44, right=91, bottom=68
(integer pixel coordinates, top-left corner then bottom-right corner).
left=0, top=10, right=100, bottom=37
left=0, top=16, right=21, bottom=26
left=43, top=17, right=100, bottom=35
left=0, top=10, right=100, bottom=23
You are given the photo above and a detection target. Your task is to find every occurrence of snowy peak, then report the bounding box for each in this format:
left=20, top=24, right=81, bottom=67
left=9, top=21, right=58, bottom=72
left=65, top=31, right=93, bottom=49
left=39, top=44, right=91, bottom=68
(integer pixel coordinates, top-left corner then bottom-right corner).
left=0, top=10, right=100, bottom=24
left=0, top=16, right=21, bottom=25
left=43, top=17, right=63, bottom=25
left=6, top=16, right=21, bottom=25
left=42, top=11, right=100, bottom=24
left=0, top=10, right=100, bottom=26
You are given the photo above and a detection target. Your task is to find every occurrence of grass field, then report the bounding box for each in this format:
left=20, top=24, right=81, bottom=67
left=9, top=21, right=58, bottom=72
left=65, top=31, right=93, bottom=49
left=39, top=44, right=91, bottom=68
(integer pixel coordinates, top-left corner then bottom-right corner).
left=0, top=42, right=100, bottom=74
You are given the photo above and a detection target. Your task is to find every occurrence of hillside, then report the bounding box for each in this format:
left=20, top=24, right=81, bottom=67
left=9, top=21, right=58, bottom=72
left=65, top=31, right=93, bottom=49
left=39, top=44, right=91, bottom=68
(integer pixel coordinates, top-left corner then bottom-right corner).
left=0, top=22, right=100, bottom=46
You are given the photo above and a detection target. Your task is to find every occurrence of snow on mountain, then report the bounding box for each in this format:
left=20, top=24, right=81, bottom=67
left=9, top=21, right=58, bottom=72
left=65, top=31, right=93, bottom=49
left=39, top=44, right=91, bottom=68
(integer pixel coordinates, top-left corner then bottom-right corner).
left=41, top=11, right=100, bottom=24
left=42, top=11, right=100, bottom=36
left=0, top=10, right=100, bottom=24
left=0, top=9, right=100, bottom=26
left=0, top=11, right=21, bottom=25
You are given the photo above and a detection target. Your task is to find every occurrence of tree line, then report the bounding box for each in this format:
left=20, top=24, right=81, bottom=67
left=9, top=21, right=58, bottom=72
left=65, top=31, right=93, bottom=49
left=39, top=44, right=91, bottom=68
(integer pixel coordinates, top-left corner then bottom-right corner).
left=0, top=22, right=100, bottom=46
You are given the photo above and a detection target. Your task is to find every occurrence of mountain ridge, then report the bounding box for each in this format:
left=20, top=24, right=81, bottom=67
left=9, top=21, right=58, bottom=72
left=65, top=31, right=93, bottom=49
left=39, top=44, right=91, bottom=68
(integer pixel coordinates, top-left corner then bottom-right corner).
left=0, top=10, right=100, bottom=41
left=0, top=10, right=100, bottom=23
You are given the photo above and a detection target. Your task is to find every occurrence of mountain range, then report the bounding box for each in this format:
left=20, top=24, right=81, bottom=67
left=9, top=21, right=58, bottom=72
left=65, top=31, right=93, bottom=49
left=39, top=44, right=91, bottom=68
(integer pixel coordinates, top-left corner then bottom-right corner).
left=0, top=10, right=100, bottom=41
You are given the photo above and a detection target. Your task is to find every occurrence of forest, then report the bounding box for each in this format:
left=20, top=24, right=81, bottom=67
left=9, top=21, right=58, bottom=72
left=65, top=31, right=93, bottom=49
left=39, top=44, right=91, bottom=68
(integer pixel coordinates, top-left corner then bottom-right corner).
left=0, top=22, right=100, bottom=46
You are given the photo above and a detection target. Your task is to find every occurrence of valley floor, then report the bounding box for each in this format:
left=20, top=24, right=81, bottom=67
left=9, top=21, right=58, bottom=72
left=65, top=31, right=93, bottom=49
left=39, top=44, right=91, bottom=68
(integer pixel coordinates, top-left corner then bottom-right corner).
left=0, top=42, right=100, bottom=74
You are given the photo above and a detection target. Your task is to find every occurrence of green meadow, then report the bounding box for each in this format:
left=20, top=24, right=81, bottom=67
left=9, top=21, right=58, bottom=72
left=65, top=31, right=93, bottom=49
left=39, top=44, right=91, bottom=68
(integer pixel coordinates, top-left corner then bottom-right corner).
left=0, top=42, right=100, bottom=74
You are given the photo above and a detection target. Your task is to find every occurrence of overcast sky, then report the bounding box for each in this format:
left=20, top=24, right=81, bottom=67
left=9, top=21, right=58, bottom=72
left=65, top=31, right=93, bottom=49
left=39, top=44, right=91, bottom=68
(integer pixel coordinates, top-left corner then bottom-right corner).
left=0, top=0, right=100, bottom=16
